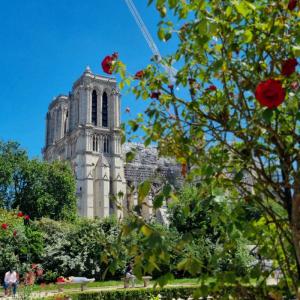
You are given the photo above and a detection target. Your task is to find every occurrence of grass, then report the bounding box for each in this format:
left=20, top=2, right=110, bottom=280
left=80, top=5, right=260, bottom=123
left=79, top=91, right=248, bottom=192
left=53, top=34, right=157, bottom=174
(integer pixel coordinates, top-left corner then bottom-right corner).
left=29, top=280, right=122, bottom=292
left=26, top=278, right=199, bottom=292
left=167, top=278, right=200, bottom=285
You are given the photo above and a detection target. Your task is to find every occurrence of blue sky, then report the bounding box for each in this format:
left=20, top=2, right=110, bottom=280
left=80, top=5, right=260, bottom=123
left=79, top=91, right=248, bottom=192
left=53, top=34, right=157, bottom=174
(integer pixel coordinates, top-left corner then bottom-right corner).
left=0, top=0, right=178, bottom=158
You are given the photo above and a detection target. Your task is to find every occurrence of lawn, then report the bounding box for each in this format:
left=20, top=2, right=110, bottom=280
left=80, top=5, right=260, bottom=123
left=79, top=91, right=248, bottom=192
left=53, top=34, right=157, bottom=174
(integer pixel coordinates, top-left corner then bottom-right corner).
left=26, top=278, right=200, bottom=292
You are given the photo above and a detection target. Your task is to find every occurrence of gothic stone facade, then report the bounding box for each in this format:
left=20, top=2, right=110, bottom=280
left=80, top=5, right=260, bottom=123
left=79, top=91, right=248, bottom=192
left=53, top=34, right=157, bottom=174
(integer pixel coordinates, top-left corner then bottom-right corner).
left=43, top=67, right=181, bottom=218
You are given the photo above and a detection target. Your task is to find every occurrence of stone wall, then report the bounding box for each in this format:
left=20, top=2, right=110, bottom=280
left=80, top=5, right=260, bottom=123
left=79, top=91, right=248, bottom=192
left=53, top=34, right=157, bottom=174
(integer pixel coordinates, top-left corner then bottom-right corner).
left=123, top=143, right=182, bottom=186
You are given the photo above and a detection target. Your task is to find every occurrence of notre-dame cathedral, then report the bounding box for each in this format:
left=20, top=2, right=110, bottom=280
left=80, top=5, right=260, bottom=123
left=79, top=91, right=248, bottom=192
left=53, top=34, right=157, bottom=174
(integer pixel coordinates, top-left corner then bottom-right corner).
left=43, top=67, right=181, bottom=219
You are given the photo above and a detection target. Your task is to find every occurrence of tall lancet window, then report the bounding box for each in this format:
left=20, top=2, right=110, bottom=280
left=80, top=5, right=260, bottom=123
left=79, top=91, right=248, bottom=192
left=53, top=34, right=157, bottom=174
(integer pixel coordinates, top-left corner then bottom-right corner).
left=92, top=90, right=97, bottom=125
left=102, top=92, right=108, bottom=127
left=103, top=135, right=109, bottom=153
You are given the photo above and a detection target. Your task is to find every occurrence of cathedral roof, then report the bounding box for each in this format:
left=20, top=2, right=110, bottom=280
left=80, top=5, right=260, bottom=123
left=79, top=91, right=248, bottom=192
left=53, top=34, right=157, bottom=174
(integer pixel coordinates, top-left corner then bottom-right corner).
left=72, top=67, right=117, bottom=90
left=48, top=95, right=68, bottom=110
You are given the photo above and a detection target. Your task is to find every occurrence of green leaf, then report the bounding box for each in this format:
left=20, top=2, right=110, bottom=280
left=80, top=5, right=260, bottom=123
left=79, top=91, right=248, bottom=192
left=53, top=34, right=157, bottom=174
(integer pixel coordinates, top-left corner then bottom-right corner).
left=141, top=225, right=153, bottom=237
left=168, top=0, right=177, bottom=8
left=177, top=258, right=188, bottom=270
left=164, top=32, right=172, bottom=41
left=156, top=273, right=174, bottom=287
left=153, top=194, right=164, bottom=209
left=124, top=78, right=131, bottom=86
left=158, top=27, right=165, bottom=41
left=262, top=108, right=274, bottom=123
left=128, top=120, right=139, bottom=132
left=244, top=1, right=256, bottom=11
left=243, top=30, right=253, bottom=43
left=126, top=151, right=136, bottom=163
left=138, top=181, right=151, bottom=205
left=162, top=184, right=172, bottom=197
left=208, top=22, right=218, bottom=35
left=234, top=170, right=244, bottom=182
left=144, top=137, right=152, bottom=147
left=233, top=1, right=251, bottom=17
left=197, top=20, right=207, bottom=34
left=225, top=6, right=232, bottom=17
left=292, top=45, right=300, bottom=57
left=159, top=6, right=167, bottom=18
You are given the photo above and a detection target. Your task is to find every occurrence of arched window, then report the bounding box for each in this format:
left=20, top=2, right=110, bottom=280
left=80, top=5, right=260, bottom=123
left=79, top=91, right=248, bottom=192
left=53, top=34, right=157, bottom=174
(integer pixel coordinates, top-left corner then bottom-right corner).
left=77, top=97, right=80, bottom=125
left=93, top=135, right=99, bottom=152
left=103, top=135, right=110, bottom=153
left=92, top=90, right=97, bottom=125
left=64, top=111, right=68, bottom=134
left=102, top=92, right=108, bottom=127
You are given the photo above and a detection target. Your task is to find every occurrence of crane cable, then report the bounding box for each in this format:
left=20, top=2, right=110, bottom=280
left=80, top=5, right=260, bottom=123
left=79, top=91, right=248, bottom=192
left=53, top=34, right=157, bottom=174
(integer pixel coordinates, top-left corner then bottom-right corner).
left=124, top=0, right=177, bottom=83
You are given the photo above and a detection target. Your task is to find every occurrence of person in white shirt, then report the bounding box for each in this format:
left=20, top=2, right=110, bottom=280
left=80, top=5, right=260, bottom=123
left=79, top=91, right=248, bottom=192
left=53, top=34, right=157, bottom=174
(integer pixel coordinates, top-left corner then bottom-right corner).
left=3, top=268, right=18, bottom=296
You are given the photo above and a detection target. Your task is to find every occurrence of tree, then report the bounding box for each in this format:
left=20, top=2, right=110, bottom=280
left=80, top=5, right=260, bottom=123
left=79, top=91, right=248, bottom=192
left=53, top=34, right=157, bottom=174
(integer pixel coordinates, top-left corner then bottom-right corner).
left=0, top=140, right=77, bottom=221
left=12, top=159, right=77, bottom=221
left=0, top=140, right=27, bottom=208
left=111, top=0, right=300, bottom=295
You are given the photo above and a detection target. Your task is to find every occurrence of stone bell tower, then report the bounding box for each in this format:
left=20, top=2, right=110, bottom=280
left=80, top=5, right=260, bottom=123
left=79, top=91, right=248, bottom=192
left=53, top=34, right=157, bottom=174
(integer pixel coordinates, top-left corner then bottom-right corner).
left=43, top=66, right=126, bottom=218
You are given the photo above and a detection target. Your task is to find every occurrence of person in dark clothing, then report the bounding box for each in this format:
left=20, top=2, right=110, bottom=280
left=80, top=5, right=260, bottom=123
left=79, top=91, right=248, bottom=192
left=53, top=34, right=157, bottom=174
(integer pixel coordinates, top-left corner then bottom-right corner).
left=125, top=263, right=136, bottom=287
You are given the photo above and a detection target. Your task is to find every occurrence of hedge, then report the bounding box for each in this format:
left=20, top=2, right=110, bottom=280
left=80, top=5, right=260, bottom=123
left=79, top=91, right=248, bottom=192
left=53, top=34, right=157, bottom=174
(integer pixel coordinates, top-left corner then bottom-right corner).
left=45, top=285, right=271, bottom=300
left=49, top=286, right=198, bottom=300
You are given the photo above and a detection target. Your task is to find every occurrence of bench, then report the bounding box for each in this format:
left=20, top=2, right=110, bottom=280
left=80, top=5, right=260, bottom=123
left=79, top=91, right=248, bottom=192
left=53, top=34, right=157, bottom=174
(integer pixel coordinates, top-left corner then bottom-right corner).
left=121, top=277, right=131, bottom=288
left=56, top=281, right=89, bottom=292
left=142, top=276, right=152, bottom=287
left=122, top=276, right=152, bottom=288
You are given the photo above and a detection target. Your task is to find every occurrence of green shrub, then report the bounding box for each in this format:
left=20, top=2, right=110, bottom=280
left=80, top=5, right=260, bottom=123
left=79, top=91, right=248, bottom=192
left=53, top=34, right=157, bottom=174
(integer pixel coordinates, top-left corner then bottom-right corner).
left=47, top=286, right=198, bottom=300
left=0, top=209, right=43, bottom=276
left=39, top=216, right=129, bottom=281
left=44, top=285, right=268, bottom=300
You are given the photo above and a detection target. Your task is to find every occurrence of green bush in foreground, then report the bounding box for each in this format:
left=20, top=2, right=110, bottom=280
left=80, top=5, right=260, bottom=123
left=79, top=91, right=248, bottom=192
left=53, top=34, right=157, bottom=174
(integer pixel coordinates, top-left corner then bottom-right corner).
left=45, top=285, right=273, bottom=300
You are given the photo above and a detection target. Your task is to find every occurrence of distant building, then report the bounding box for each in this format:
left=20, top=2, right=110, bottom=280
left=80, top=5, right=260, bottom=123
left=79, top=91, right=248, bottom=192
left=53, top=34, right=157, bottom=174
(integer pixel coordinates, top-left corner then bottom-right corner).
left=43, top=67, right=181, bottom=219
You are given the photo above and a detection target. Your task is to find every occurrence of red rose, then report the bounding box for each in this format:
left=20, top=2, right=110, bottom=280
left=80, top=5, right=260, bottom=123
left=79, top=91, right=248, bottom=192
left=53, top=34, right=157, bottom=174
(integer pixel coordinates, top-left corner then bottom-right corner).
left=1, top=223, right=8, bottom=230
left=101, top=52, right=118, bottom=75
left=288, top=0, right=297, bottom=10
left=206, top=85, right=217, bottom=91
left=255, top=79, right=285, bottom=108
left=150, top=92, right=161, bottom=99
left=134, top=70, right=144, bottom=79
left=17, top=212, right=23, bottom=217
left=281, top=58, right=298, bottom=77
left=101, top=56, right=113, bottom=74
left=36, top=268, right=44, bottom=276
left=24, top=215, right=30, bottom=220
left=13, top=230, right=17, bottom=237
left=31, top=264, right=37, bottom=269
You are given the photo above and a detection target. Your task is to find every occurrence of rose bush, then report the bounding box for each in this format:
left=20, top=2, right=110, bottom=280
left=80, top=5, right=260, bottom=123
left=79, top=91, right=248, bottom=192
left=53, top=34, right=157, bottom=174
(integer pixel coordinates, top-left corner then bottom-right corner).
left=0, top=209, right=43, bottom=277
left=111, top=0, right=300, bottom=296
